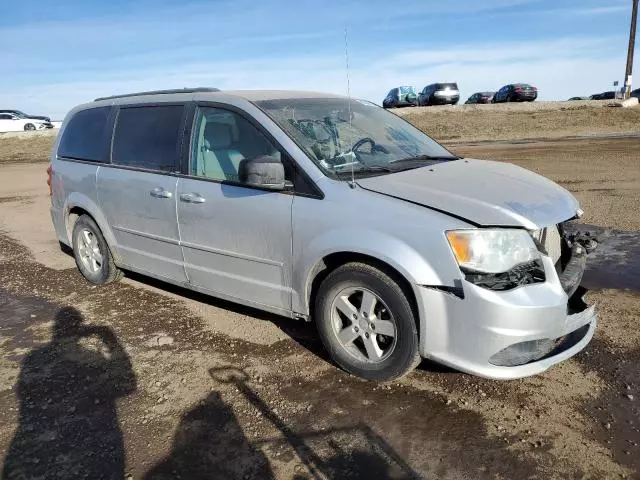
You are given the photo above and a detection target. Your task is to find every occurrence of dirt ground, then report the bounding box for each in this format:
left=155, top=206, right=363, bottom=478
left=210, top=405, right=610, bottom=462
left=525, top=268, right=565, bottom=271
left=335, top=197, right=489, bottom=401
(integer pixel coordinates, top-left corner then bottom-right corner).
left=0, top=130, right=639, bottom=479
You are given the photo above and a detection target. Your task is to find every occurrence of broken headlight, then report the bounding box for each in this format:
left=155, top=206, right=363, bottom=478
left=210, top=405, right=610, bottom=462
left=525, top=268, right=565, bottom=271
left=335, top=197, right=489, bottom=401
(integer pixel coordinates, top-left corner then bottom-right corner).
left=446, top=229, right=545, bottom=290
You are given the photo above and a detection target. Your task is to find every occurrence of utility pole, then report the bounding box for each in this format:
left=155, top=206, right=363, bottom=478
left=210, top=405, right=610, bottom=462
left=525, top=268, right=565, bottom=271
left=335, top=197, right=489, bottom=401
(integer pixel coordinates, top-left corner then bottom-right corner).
left=624, top=0, right=638, bottom=98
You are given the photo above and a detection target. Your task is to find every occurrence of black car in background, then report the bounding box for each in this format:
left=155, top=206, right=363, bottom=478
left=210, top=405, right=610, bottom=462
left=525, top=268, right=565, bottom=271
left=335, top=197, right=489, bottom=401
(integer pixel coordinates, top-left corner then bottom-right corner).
left=465, top=91, right=494, bottom=104
left=568, top=96, right=588, bottom=101
left=632, top=88, right=640, bottom=99
left=492, top=84, right=538, bottom=102
left=589, top=91, right=616, bottom=100
left=382, top=86, right=418, bottom=108
left=417, top=83, right=460, bottom=106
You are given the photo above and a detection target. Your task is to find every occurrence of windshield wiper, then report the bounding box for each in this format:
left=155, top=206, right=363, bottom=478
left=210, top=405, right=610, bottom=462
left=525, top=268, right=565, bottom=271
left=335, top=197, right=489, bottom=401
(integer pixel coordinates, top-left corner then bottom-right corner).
left=389, top=154, right=458, bottom=164
left=334, top=164, right=393, bottom=175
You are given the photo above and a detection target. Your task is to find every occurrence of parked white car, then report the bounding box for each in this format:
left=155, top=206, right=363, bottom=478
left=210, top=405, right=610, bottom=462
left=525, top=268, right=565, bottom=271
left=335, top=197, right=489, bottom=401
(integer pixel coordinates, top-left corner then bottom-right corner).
left=0, top=113, right=49, bottom=132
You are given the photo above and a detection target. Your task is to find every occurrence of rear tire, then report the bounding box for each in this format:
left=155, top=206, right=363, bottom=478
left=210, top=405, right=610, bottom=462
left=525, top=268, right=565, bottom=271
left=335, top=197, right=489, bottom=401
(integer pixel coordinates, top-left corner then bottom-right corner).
left=315, top=262, right=421, bottom=382
left=72, top=215, right=122, bottom=285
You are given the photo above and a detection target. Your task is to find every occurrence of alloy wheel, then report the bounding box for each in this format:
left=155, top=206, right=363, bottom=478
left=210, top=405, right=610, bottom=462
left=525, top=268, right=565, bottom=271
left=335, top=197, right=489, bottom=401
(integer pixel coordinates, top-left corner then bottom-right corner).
left=330, top=287, right=397, bottom=363
left=77, top=228, right=103, bottom=274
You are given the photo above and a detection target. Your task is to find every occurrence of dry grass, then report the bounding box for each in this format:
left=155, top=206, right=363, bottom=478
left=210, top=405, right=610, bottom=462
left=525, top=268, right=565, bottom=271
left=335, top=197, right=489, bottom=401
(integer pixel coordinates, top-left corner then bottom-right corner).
left=1, top=102, right=639, bottom=164
left=0, top=135, right=56, bottom=165
left=399, top=103, right=640, bottom=142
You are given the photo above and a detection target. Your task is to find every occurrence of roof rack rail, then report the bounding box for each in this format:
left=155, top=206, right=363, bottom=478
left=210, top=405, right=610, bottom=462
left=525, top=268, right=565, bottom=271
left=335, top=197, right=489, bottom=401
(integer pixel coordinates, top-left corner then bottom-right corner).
left=94, top=87, right=220, bottom=102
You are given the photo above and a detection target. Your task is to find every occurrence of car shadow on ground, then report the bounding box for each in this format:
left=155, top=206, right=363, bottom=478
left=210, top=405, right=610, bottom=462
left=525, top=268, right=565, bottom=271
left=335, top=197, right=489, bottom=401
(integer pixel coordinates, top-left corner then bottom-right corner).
left=121, top=269, right=455, bottom=376
left=2, top=306, right=137, bottom=480
left=145, top=366, right=421, bottom=480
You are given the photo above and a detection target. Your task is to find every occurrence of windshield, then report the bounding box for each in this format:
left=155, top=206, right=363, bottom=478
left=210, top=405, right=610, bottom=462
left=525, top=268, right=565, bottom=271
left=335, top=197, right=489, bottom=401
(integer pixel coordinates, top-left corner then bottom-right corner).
left=399, top=86, right=416, bottom=95
left=255, top=97, right=457, bottom=178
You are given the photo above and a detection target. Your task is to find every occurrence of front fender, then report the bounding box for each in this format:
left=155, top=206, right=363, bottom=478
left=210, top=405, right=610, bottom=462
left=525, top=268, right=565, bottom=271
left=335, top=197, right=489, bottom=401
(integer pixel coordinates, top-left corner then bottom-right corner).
left=63, top=192, right=121, bottom=263
left=293, top=227, right=459, bottom=315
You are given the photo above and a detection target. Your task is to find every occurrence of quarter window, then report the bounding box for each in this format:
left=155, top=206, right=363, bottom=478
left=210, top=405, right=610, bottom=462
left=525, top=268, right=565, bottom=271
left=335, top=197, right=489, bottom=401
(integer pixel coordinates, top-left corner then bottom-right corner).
left=57, top=107, right=111, bottom=162
left=190, top=107, right=289, bottom=183
left=112, top=105, right=184, bottom=171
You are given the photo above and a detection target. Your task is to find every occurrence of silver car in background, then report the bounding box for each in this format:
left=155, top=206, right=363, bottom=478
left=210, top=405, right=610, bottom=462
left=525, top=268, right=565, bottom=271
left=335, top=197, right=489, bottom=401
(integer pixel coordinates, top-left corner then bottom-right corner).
left=49, top=88, right=596, bottom=381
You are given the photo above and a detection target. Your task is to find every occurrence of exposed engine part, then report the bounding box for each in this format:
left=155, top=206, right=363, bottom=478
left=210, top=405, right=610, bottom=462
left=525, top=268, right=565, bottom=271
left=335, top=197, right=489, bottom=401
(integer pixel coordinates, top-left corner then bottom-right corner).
left=566, top=230, right=598, bottom=254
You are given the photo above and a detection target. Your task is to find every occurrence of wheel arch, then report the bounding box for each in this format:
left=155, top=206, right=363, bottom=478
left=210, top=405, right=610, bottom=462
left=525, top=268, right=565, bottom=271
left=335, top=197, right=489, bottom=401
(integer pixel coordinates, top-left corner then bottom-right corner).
left=306, top=252, right=421, bottom=328
left=63, top=193, right=121, bottom=263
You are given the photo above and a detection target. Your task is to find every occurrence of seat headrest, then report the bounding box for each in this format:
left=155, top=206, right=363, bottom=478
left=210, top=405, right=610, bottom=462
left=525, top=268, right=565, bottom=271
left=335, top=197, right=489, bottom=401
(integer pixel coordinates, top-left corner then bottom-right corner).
left=204, top=122, right=232, bottom=149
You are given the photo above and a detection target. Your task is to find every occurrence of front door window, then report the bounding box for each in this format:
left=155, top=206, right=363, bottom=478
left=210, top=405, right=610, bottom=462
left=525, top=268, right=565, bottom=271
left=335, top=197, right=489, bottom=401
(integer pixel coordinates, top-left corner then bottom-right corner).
left=191, top=107, right=289, bottom=184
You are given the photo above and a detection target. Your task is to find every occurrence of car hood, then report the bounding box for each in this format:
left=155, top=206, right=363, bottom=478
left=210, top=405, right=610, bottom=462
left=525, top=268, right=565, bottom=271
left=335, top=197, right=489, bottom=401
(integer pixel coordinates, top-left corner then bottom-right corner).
left=356, top=159, right=580, bottom=229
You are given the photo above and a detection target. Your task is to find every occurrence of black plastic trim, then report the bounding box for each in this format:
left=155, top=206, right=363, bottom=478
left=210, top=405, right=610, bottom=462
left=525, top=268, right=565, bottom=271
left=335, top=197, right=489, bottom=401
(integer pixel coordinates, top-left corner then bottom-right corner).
left=422, top=283, right=465, bottom=299
left=462, top=259, right=546, bottom=291
left=557, top=244, right=587, bottom=297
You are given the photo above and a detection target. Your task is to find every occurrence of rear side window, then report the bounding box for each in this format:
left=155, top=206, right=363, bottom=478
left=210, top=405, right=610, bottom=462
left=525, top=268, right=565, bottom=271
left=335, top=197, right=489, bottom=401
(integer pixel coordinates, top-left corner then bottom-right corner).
left=58, top=107, right=111, bottom=162
left=112, top=105, right=184, bottom=171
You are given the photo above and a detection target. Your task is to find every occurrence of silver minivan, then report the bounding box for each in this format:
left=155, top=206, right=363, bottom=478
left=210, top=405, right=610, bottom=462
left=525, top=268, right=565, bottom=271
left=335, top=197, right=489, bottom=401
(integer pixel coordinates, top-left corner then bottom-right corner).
left=49, top=88, right=596, bottom=381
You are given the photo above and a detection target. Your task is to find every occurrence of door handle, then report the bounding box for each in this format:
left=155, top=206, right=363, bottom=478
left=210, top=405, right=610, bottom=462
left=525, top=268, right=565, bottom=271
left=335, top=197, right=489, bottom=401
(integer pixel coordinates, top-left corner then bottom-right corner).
left=179, top=193, right=206, bottom=204
left=150, top=187, right=173, bottom=199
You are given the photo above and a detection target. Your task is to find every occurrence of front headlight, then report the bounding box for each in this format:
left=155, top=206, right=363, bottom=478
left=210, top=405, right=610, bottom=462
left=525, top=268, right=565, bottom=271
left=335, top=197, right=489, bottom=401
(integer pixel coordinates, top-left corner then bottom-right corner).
left=446, top=229, right=540, bottom=274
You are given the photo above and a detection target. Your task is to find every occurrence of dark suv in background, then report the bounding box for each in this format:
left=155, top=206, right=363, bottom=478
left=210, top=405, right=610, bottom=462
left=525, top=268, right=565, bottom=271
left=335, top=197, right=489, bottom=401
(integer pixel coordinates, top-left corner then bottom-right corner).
left=465, top=92, right=494, bottom=104
left=417, top=83, right=460, bottom=106
left=492, top=84, right=538, bottom=103
left=382, top=86, right=418, bottom=108
left=589, top=91, right=616, bottom=100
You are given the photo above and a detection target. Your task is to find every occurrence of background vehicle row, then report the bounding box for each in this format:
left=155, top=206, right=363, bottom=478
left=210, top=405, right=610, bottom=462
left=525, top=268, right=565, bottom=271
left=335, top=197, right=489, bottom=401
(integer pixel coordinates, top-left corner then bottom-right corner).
left=383, top=83, right=538, bottom=107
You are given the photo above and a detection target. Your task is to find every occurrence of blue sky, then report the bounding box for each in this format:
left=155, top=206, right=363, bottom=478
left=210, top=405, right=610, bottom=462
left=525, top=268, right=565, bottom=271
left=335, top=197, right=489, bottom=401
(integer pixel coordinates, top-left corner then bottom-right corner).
left=2, top=0, right=637, bottom=118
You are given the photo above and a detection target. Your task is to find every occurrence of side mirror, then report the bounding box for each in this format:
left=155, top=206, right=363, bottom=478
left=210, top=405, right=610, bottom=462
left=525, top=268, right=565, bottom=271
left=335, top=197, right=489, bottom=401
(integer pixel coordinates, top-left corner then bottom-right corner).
left=238, top=155, right=286, bottom=191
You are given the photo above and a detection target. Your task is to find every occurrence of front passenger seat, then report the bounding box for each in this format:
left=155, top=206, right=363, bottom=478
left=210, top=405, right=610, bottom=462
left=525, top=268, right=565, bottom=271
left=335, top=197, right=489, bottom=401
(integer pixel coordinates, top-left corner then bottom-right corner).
left=201, top=123, right=245, bottom=181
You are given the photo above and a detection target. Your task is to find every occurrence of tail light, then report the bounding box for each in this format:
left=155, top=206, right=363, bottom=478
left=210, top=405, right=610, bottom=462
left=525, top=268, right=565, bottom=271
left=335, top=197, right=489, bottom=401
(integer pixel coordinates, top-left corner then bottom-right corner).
left=515, top=87, right=522, bottom=93
left=47, top=164, right=52, bottom=195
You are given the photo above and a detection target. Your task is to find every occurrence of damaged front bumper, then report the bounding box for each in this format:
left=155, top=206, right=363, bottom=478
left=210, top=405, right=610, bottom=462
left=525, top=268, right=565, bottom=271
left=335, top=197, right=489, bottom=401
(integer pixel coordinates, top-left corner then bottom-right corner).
left=416, top=225, right=597, bottom=380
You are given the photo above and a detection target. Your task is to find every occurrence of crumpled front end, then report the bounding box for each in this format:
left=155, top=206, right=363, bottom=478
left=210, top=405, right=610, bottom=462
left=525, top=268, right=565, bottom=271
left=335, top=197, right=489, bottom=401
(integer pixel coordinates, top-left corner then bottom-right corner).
left=417, top=219, right=598, bottom=380
left=533, top=222, right=598, bottom=298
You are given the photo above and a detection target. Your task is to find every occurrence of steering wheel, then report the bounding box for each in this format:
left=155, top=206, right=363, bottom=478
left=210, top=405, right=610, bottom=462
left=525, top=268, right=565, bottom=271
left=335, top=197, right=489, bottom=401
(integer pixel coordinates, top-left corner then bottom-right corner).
left=352, top=137, right=376, bottom=157
left=351, top=137, right=390, bottom=163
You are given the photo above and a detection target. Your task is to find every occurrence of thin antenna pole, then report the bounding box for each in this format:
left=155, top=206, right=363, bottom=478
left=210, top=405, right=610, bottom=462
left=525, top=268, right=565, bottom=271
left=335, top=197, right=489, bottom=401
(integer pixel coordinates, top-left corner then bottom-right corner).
left=344, top=26, right=355, bottom=188
left=624, top=0, right=638, bottom=98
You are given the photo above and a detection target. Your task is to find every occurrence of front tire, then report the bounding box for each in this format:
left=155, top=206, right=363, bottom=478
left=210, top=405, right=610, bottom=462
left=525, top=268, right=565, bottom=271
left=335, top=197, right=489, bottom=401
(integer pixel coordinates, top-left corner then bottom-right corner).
left=72, top=215, right=122, bottom=285
left=315, top=262, right=420, bottom=381
left=24, top=123, right=36, bottom=131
